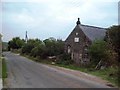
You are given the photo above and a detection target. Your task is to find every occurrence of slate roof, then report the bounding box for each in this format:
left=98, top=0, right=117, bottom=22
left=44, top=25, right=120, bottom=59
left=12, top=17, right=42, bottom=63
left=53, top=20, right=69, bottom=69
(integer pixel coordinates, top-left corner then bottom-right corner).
left=79, top=24, right=106, bottom=41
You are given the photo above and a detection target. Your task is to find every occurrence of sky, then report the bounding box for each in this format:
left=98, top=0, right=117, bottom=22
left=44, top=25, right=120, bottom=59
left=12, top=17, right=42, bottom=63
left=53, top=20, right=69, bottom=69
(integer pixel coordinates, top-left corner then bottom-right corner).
left=1, top=0, right=119, bottom=42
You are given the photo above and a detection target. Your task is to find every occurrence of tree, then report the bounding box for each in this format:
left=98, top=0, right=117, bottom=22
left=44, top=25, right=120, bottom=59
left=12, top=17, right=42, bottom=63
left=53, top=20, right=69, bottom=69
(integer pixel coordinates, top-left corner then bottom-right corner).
left=88, top=40, right=107, bottom=65
left=106, top=25, right=120, bottom=62
left=43, top=38, right=64, bottom=56
left=21, top=38, right=43, bottom=55
left=43, top=37, right=57, bottom=56
left=89, top=40, right=118, bottom=68
left=21, top=43, right=34, bottom=54
left=55, top=39, right=64, bottom=55
left=31, top=44, right=47, bottom=59
left=8, top=37, right=25, bottom=50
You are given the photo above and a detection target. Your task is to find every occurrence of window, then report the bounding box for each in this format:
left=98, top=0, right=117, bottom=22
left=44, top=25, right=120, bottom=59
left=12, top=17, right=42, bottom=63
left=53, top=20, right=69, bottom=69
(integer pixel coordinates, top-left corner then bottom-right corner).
left=79, top=54, right=82, bottom=59
left=67, top=45, right=71, bottom=53
left=76, top=32, right=78, bottom=35
left=74, top=37, right=79, bottom=42
left=84, top=48, right=88, bottom=51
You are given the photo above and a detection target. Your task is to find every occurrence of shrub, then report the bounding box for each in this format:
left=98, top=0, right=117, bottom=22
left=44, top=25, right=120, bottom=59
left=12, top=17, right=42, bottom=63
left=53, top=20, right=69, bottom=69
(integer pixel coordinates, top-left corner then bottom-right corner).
left=56, top=53, right=73, bottom=65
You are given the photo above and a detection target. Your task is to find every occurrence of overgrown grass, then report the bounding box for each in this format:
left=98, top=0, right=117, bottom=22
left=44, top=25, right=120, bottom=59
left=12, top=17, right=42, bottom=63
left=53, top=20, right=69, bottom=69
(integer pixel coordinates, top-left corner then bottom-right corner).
left=2, top=58, right=7, bottom=79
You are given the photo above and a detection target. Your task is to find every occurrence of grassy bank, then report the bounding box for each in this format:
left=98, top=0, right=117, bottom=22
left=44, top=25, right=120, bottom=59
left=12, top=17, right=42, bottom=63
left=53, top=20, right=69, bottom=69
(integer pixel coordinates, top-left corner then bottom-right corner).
left=2, top=58, right=7, bottom=79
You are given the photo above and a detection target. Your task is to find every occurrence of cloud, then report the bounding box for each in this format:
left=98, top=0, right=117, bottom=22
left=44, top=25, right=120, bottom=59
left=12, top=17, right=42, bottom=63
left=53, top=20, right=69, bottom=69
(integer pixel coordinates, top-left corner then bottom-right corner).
left=1, top=0, right=119, bottom=2
left=2, top=0, right=118, bottom=42
left=12, top=8, right=36, bottom=27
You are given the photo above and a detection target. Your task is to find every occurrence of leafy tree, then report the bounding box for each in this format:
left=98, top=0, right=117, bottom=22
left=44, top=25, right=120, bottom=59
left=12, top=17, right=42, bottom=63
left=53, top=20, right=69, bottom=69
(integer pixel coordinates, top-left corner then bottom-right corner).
left=88, top=40, right=107, bottom=65
left=21, top=38, right=43, bottom=55
left=8, top=37, right=25, bottom=50
left=54, top=39, right=64, bottom=55
left=21, top=37, right=64, bottom=59
left=106, top=25, right=120, bottom=62
left=21, top=43, right=34, bottom=54
left=31, top=44, right=47, bottom=58
left=43, top=37, right=64, bottom=56
left=27, top=38, right=42, bottom=47
left=43, top=37, right=57, bottom=56
left=88, top=40, right=118, bottom=67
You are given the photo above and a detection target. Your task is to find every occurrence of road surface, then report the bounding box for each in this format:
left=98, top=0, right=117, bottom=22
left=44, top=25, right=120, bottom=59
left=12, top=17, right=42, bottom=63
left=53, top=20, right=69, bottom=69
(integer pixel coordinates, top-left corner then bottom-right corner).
left=3, top=52, right=112, bottom=88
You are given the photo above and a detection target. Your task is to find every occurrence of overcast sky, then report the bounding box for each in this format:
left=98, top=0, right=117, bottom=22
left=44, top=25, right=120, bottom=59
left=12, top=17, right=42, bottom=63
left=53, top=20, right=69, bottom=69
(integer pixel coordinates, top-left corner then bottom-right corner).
left=1, top=0, right=119, bottom=42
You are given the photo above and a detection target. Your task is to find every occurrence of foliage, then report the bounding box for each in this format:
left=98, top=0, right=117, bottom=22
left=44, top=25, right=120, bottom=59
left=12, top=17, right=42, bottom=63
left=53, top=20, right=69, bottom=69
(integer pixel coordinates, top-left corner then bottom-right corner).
left=106, top=25, right=120, bottom=50
left=21, top=39, right=42, bottom=55
left=105, top=25, right=120, bottom=62
left=43, top=37, right=64, bottom=56
left=88, top=40, right=107, bottom=65
left=21, top=43, right=34, bottom=54
left=2, top=58, right=7, bottom=78
left=88, top=40, right=117, bottom=67
left=8, top=37, right=64, bottom=59
left=20, top=37, right=65, bottom=59
left=31, top=44, right=47, bottom=59
left=8, top=37, right=25, bottom=50
left=56, top=53, right=73, bottom=65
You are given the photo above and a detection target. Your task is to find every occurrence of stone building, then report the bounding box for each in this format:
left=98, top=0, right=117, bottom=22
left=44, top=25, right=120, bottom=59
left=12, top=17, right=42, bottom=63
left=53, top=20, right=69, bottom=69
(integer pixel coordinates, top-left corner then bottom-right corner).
left=65, top=18, right=106, bottom=65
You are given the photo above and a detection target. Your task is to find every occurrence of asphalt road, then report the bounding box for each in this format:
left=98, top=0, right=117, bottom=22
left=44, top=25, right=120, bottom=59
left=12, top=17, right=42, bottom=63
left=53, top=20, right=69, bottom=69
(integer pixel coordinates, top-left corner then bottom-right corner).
left=3, top=52, right=111, bottom=88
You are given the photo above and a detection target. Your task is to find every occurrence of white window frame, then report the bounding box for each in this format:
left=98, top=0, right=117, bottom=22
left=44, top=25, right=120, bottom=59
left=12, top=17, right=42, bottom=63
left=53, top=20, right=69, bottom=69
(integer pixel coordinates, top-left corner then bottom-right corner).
left=74, top=37, right=79, bottom=42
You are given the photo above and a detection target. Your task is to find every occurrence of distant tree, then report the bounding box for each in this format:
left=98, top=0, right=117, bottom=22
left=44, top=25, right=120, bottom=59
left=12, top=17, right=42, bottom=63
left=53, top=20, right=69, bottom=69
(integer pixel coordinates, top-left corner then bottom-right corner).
left=21, top=38, right=42, bottom=55
left=31, top=44, right=47, bottom=59
left=21, top=37, right=64, bottom=59
left=21, top=43, right=34, bottom=54
left=27, top=38, right=42, bottom=47
left=43, top=37, right=64, bottom=56
left=43, top=37, right=56, bottom=56
left=8, top=37, right=25, bottom=50
left=55, top=39, right=64, bottom=55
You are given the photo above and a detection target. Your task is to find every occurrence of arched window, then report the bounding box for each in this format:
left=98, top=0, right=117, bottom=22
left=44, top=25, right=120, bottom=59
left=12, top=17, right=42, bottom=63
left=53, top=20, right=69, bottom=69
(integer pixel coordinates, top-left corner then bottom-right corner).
left=67, top=45, right=71, bottom=54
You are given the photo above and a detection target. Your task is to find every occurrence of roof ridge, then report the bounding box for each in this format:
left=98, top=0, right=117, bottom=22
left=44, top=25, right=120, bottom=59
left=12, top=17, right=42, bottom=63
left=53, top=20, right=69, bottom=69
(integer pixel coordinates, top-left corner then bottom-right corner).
left=81, top=24, right=106, bottom=30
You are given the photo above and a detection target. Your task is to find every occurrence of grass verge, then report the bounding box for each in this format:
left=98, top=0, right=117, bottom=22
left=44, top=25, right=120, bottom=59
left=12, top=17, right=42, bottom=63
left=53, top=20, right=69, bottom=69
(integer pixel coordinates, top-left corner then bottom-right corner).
left=2, top=58, right=7, bottom=84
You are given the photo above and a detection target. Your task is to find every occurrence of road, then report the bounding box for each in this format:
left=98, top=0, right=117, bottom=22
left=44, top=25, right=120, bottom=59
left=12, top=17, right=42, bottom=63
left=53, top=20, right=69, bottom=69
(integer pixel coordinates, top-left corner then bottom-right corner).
left=3, top=52, right=111, bottom=88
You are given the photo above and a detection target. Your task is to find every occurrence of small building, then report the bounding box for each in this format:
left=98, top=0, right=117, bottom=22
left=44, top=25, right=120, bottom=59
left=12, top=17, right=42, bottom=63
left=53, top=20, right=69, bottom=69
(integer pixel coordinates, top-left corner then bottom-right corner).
left=65, top=18, right=106, bottom=65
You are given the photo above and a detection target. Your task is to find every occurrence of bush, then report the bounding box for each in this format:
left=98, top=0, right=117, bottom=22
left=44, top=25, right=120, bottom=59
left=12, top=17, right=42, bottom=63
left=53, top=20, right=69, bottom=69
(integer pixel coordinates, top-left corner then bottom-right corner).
left=21, top=43, right=34, bottom=54
left=31, top=44, right=48, bottom=59
left=56, top=53, right=73, bottom=65
left=88, top=40, right=118, bottom=68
